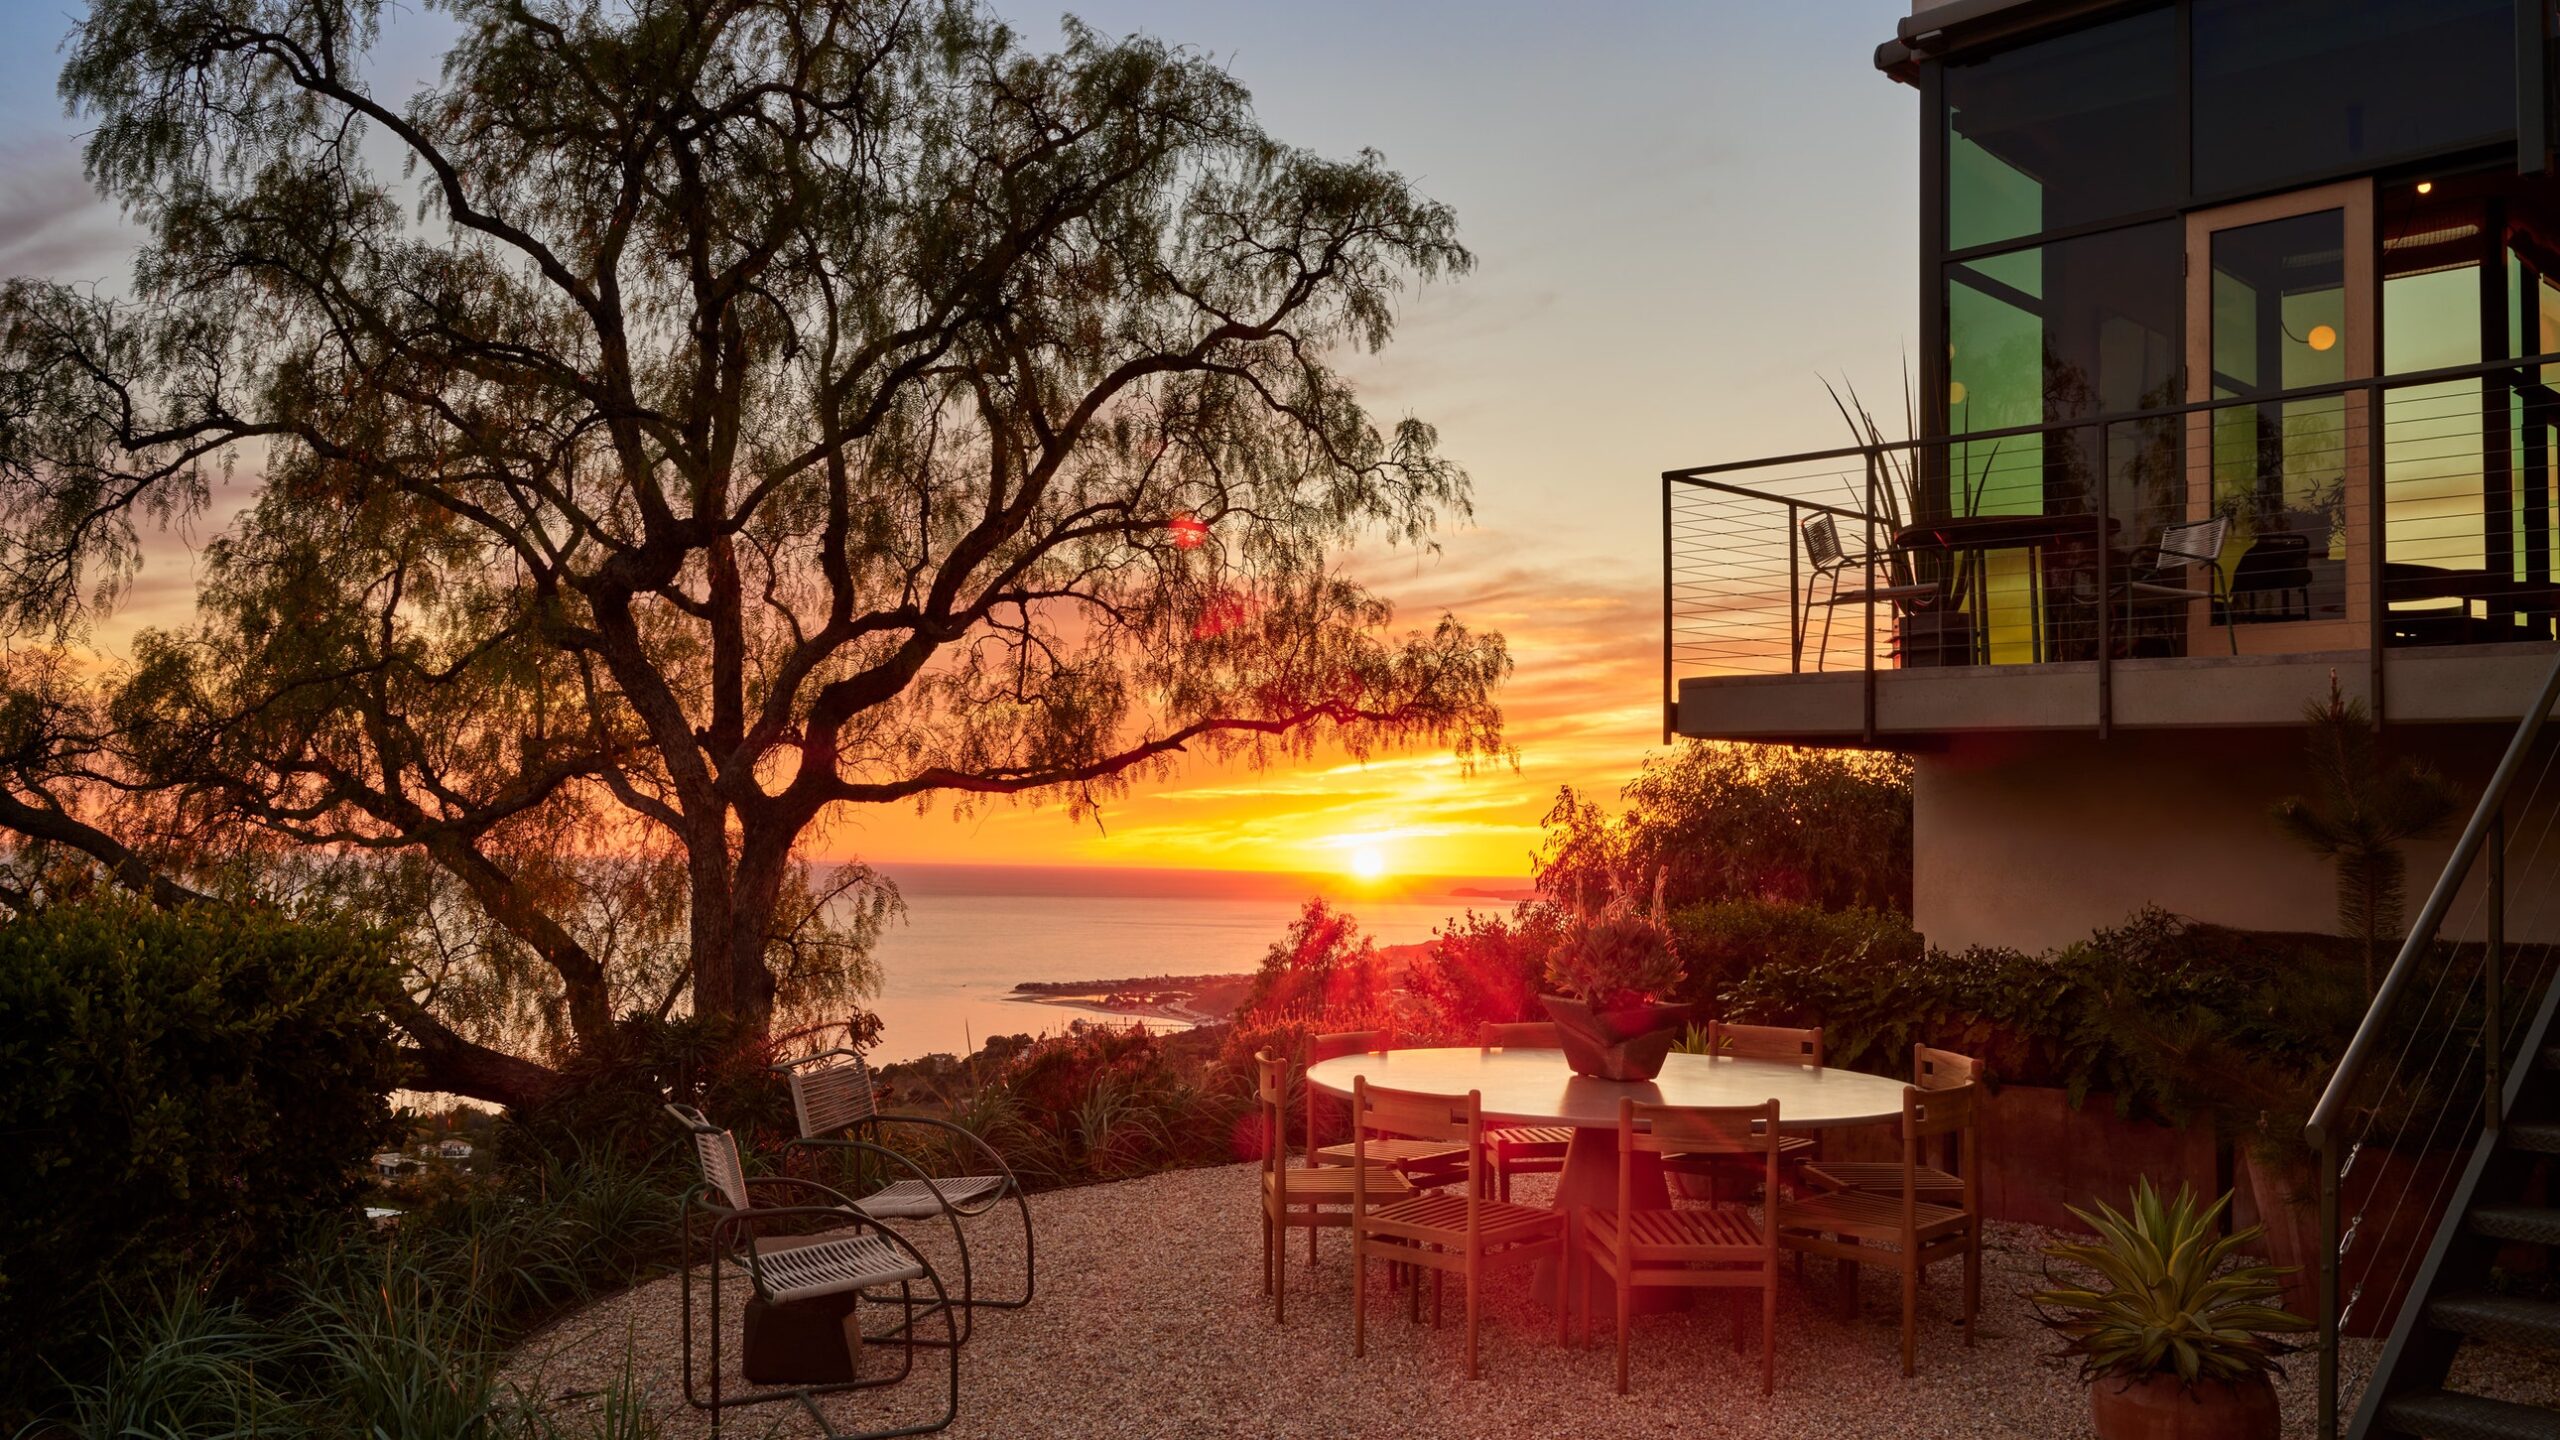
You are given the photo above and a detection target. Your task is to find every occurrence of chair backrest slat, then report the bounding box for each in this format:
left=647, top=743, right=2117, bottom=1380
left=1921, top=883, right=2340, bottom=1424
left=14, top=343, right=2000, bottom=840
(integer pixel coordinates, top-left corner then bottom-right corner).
left=1905, top=1080, right=1977, bottom=1141
left=1355, top=1081, right=1472, bottom=1145
left=1801, top=513, right=1846, bottom=571
left=783, top=1051, right=880, bottom=1138
left=1625, top=1098, right=1779, bottom=1158
left=1476, top=1021, right=1562, bottom=1049
left=1254, top=1050, right=1287, bottom=1179
left=1708, top=1020, right=1824, bottom=1068
left=1304, top=1030, right=1390, bottom=1166
left=2157, top=515, right=2230, bottom=567
left=1914, top=1043, right=1983, bottom=1092
left=667, top=1104, right=752, bottom=1211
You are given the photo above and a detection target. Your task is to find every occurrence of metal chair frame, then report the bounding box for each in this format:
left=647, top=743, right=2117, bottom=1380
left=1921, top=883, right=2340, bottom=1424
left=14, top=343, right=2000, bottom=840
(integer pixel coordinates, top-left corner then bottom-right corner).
left=1798, top=512, right=1941, bottom=671
left=665, top=1105, right=959, bottom=1440
left=2122, top=514, right=2238, bottom=654
left=775, top=1048, right=1036, bottom=1344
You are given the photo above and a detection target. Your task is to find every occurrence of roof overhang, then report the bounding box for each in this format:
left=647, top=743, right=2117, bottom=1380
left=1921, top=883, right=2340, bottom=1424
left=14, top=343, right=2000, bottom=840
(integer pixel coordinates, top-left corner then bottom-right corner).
left=1876, top=0, right=2151, bottom=81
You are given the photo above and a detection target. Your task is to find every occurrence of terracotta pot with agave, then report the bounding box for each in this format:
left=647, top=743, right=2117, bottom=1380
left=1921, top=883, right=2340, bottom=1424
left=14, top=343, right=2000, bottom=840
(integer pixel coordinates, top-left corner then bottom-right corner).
left=1538, top=894, right=1690, bottom=1082
left=2033, top=1181, right=2313, bottom=1440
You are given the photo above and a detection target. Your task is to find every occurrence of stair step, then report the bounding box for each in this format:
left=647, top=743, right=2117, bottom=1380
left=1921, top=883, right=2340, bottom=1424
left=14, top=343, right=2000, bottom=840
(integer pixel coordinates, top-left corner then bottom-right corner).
left=2512, top=1123, right=2560, bottom=1156
left=2379, top=1390, right=2560, bottom=1440
left=2430, top=1291, right=2560, bottom=1349
left=2473, top=1207, right=2560, bottom=1246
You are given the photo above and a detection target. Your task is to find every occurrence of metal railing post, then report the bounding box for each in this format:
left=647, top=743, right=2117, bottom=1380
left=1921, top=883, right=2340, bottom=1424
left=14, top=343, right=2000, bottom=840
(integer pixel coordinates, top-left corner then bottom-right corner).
left=1788, top=499, right=1804, bottom=674
left=2368, top=380, right=2388, bottom=728
left=2319, top=1134, right=2340, bottom=1440
left=2486, top=808, right=2508, bottom=1133
left=1663, top=476, right=1675, bottom=742
left=1863, top=451, right=1879, bottom=744
left=2095, top=420, right=2112, bottom=739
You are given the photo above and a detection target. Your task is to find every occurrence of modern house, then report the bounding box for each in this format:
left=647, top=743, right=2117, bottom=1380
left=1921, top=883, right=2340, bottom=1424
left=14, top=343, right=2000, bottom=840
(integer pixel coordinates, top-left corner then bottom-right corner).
left=1667, top=0, right=2560, bottom=951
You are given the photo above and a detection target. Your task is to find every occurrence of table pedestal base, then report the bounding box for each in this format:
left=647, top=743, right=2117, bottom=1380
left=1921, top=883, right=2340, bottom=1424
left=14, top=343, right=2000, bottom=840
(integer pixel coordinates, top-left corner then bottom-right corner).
left=1532, top=1129, right=1690, bottom=1315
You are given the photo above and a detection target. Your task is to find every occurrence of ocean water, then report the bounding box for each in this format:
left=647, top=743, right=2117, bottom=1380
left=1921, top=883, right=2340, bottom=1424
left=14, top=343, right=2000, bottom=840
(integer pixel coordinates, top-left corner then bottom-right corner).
left=863, top=865, right=1529, bottom=1063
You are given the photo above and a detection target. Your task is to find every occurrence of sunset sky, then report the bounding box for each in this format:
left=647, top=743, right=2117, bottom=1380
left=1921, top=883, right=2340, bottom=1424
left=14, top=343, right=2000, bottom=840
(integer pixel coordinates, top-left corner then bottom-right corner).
left=0, top=1, right=1917, bottom=885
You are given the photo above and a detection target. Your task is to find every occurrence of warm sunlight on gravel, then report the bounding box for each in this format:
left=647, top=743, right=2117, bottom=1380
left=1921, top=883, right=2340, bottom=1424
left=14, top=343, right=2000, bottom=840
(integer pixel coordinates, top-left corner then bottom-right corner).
left=506, top=1163, right=2378, bottom=1440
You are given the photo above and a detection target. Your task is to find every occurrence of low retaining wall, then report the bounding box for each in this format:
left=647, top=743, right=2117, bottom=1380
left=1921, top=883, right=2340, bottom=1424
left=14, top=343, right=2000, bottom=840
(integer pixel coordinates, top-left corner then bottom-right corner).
left=1812, top=1083, right=2219, bottom=1232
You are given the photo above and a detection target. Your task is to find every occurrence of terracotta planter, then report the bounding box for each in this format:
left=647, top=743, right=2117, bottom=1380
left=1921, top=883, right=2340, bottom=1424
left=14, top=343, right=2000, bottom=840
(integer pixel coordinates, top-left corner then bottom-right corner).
left=1538, top=995, right=1692, bottom=1082
left=2090, top=1372, right=2278, bottom=1440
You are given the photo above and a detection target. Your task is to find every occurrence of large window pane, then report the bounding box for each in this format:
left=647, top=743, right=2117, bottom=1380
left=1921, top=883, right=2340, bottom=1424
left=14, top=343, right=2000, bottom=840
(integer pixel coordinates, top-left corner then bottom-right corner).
left=2193, top=0, right=2513, bottom=199
left=1945, top=6, right=2178, bottom=251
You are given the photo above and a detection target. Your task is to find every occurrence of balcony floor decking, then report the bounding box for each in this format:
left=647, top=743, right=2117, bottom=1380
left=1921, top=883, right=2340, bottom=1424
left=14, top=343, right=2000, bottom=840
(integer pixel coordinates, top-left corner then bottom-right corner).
left=1677, top=642, right=2558, bottom=745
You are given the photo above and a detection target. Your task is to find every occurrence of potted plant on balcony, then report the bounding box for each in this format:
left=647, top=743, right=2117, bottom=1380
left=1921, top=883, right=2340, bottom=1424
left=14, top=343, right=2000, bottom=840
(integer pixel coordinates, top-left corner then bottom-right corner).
left=1539, top=889, right=1690, bottom=1082
left=2032, top=1180, right=2311, bottom=1440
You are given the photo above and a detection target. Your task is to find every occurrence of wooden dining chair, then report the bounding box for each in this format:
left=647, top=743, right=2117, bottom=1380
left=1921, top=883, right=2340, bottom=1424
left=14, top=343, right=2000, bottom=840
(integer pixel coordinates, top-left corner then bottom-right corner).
left=1774, top=1081, right=1982, bottom=1376
left=1665, top=1021, right=1824, bottom=1196
left=1800, top=1044, right=1984, bottom=1208
left=1309, top=1030, right=1467, bottom=1189
left=1255, top=1051, right=1412, bottom=1323
left=1476, top=1021, right=1572, bottom=1202
left=1350, top=1079, right=1567, bottom=1379
left=1576, top=1098, right=1784, bottom=1395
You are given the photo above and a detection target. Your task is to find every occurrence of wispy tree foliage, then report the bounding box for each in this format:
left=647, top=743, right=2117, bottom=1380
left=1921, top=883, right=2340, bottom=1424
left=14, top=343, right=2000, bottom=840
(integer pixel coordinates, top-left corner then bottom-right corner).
left=0, top=0, right=1507, bottom=1103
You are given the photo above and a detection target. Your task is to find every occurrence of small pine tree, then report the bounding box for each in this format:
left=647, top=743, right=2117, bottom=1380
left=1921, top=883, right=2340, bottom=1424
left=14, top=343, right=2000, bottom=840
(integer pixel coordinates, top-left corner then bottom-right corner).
left=2271, top=676, right=2462, bottom=995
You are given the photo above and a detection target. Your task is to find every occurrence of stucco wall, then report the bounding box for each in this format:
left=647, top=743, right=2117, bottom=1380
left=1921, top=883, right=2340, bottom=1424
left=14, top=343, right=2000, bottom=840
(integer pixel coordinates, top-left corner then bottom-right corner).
left=1912, top=725, right=2533, bottom=952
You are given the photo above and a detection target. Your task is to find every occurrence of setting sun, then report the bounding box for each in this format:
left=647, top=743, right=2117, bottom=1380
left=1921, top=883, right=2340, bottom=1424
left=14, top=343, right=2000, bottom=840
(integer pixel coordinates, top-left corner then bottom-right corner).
left=1347, top=842, right=1389, bottom=881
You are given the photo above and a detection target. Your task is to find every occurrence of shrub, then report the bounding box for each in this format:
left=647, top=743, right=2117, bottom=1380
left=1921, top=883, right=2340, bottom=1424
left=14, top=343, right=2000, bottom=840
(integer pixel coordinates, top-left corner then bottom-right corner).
left=1544, top=897, right=1683, bottom=1012
left=1236, top=898, right=1389, bottom=1022
left=495, top=1011, right=792, bottom=1170
left=1537, top=742, right=1913, bottom=915
left=0, top=897, right=404, bottom=1399
left=1405, top=903, right=1566, bottom=1038
left=1666, top=899, right=1920, bottom=1010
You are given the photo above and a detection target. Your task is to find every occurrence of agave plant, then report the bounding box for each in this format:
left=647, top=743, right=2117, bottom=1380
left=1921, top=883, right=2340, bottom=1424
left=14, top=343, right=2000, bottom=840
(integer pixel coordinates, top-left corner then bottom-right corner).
left=2032, top=1180, right=2313, bottom=1388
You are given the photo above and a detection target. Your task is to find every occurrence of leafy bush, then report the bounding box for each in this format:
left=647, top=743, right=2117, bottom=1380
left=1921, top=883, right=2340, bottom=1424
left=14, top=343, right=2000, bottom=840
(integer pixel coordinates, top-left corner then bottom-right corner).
left=1236, top=898, right=1389, bottom=1021
left=0, top=897, right=405, bottom=1399
left=496, top=1011, right=794, bottom=1170
left=1405, top=903, right=1565, bottom=1038
left=1544, top=897, right=1683, bottom=1011
left=1666, top=899, right=1920, bottom=1009
left=1537, top=742, right=1913, bottom=915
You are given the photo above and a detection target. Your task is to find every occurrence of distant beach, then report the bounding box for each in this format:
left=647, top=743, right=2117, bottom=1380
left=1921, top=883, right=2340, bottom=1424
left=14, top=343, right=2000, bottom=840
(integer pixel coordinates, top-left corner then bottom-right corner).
left=860, top=865, right=1528, bottom=1062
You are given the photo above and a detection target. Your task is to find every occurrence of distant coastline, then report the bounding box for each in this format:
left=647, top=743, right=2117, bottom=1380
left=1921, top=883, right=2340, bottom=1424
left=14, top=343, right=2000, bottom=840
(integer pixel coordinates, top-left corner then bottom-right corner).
left=1006, top=941, right=1439, bottom=1028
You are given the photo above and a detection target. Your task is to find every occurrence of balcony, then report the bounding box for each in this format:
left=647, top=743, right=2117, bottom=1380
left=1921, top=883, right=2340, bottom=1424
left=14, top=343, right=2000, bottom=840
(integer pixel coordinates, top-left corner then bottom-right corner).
left=1663, top=354, right=2560, bottom=745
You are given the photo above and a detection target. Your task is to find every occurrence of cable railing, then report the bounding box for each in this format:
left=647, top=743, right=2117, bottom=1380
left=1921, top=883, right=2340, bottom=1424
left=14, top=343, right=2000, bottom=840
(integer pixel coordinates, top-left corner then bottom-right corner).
left=1663, top=352, right=2560, bottom=742
left=2300, top=646, right=2560, bottom=1439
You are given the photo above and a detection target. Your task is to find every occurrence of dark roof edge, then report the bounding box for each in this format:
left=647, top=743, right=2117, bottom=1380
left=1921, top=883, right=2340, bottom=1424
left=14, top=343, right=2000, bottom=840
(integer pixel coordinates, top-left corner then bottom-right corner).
left=1876, top=0, right=2146, bottom=76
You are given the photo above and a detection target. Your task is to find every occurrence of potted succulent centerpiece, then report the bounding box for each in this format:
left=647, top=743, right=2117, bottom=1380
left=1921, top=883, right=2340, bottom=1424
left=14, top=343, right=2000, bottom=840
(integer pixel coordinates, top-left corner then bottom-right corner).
left=1539, top=891, right=1690, bottom=1082
left=2033, top=1180, right=2312, bottom=1440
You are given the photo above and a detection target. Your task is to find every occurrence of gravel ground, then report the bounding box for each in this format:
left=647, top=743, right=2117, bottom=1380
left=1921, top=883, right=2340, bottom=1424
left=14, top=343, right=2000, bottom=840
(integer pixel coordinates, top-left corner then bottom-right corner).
left=506, top=1163, right=2382, bottom=1440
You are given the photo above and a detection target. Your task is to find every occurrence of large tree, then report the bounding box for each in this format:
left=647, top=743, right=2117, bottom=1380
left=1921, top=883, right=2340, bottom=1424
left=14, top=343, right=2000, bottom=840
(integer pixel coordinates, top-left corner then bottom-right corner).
left=0, top=0, right=1507, bottom=1105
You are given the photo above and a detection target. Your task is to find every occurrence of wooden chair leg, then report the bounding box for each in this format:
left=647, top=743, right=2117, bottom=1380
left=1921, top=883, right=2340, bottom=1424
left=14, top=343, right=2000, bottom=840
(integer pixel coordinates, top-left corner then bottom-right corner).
left=1900, top=1254, right=1919, bottom=1378
left=1614, top=1259, right=1630, bottom=1395
left=1732, top=1287, right=1745, bottom=1355
left=1761, top=1269, right=1777, bottom=1395
left=1837, top=1238, right=1859, bottom=1319
left=1432, top=1270, right=1443, bottom=1329
left=1465, top=1252, right=1482, bottom=1381
left=1556, top=1217, right=1572, bottom=1348
left=1964, top=1230, right=1981, bottom=1346
left=1260, top=1213, right=1273, bottom=1298
left=1354, top=1233, right=1368, bottom=1359
left=1274, top=1218, right=1288, bottom=1325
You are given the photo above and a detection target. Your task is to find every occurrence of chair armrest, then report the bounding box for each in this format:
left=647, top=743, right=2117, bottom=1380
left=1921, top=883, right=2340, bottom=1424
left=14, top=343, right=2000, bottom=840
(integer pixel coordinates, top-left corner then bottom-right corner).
left=776, top=1139, right=985, bottom=1213
left=742, top=1172, right=862, bottom=1209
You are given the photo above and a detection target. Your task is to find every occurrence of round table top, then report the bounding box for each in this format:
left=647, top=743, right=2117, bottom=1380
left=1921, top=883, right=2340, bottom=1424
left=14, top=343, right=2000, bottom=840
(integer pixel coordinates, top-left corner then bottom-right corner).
left=1303, top=1046, right=1910, bottom=1129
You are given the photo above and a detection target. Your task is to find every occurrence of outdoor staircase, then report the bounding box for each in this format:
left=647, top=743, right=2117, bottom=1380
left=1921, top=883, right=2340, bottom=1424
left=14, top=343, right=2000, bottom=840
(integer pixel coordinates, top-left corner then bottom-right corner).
left=2311, top=646, right=2560, bottom=1440
left=2364, top=1050, right=2560, bottom=1440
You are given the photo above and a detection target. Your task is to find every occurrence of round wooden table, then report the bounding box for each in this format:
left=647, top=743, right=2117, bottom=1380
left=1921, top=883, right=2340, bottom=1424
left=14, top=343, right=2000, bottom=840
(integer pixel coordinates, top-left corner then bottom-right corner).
left=1304, top=1046, right=1912, bottom=1312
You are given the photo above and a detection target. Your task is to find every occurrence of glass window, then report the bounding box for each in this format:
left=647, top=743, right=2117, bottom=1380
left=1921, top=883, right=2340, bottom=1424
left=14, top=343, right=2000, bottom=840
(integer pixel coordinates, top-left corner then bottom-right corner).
left=1947, top=222, right=2182, bottom=438
left=1945, top=6, right=2179, bottom=251
left=2192, top=0, right=2513, bottom=199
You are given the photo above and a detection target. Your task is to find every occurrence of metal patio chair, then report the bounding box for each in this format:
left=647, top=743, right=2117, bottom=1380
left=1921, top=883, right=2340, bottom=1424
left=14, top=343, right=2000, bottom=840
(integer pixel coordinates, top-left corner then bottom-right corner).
left=2119, top=514, right=2237, bottom=654
left=1476, top=1021, right=1572, bottom=1202
left=1800, top=512, right=1941, bottom=671
left=664, top=1105, right=958, bottom=1440
left=776, top=1048, right=1034, bottom=1343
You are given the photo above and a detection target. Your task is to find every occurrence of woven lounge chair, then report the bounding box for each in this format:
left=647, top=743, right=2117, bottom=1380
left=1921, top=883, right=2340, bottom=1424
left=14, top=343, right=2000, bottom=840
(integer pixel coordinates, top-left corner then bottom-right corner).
left=665, top=1105, right=958, bottom=1440
left=776, top=1049, right=1033, bottom=1343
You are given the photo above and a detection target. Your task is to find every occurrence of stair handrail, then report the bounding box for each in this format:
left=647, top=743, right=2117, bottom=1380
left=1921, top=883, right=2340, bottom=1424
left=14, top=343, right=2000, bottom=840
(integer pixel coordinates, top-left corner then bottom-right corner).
left=2302, top=641, right=2560, bottom=1439
left=2304, top=645, right=2560, bottom=1153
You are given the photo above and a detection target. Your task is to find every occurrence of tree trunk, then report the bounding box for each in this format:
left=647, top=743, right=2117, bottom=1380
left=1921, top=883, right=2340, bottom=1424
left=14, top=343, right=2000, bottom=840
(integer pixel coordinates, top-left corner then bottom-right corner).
left=389, top=995, right=563, bottom=1108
